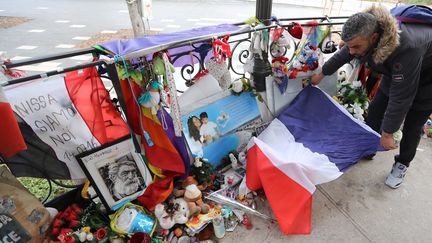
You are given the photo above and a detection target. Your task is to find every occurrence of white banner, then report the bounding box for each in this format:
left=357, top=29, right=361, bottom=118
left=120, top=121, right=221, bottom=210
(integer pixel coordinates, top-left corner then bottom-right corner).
left=4, top=77, right=101, bottom=179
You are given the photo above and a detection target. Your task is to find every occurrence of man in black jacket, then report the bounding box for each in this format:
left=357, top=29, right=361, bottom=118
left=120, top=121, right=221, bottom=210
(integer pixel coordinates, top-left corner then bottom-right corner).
left=311, top=5, right=432, bottom=189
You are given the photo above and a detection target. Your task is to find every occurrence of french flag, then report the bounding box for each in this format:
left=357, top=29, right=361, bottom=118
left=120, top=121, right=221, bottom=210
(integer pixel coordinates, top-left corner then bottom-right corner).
left=246, top=86, right=382, bottom=234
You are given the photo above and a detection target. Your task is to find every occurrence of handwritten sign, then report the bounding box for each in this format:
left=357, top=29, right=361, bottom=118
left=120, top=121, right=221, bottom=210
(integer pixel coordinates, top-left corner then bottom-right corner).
left=4, top=77, right=101, bottom=179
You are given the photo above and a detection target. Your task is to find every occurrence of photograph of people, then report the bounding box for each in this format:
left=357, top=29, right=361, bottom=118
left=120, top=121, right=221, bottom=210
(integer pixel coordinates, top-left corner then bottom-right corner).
left=199, top=112, right=220, bottom=144
left=186, top=115, right=204, bottom=157
left=103, top=157, right=145, bottom=201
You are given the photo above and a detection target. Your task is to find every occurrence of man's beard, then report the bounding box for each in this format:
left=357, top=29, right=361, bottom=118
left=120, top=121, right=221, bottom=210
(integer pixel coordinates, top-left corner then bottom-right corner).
left=114, top=178, right=140, bottom=197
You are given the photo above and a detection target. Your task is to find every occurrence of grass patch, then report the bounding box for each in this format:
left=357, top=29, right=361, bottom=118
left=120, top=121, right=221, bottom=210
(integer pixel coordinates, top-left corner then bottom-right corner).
left=18, top=177, right=76, bottom=202
left=402, top=0, right=432, bottom=4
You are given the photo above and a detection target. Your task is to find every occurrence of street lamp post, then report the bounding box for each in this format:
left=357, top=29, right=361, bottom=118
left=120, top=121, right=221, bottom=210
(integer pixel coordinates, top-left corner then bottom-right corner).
left=252, top=0, right=273, bottom=92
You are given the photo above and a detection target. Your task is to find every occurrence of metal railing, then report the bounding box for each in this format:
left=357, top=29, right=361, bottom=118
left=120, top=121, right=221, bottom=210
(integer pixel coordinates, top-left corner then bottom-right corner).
left=1, top=15, right=348, bottom=203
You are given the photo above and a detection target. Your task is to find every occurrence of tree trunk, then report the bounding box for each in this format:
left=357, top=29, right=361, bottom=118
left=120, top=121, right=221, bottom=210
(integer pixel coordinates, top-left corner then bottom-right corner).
left=126, top=0, right=146, bottom=37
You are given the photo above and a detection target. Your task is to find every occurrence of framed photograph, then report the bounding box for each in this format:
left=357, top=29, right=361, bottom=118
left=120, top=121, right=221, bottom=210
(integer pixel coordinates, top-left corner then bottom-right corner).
left=76, top=136, right=152, bottom=211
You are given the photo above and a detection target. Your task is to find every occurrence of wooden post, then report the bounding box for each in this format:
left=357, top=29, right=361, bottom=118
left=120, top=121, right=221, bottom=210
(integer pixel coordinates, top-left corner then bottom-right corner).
left=126, top=0, right=146, bottom=37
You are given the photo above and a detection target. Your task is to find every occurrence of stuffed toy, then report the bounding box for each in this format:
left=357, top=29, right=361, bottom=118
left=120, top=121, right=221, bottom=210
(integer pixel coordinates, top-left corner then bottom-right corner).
left=154, top=198, right=190, bottom=229
left=174, top=176, right=210, bottom=216
left=152, top=52, right=175, bottom=86
left=288, top=22, right=303, bottom=39
left=206, top=58, right=232, bottom=90
left=289, top=42, right=320, bottom=79
left=270, top=28, right=291, bottom=57
left=271, top=56, right=289, bottom=93
left=138, top=80, right=162, bottom=114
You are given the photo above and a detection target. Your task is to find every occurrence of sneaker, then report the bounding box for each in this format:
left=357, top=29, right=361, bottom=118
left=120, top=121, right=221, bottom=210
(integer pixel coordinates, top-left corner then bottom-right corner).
left=385, top=162, right=408, bottom=189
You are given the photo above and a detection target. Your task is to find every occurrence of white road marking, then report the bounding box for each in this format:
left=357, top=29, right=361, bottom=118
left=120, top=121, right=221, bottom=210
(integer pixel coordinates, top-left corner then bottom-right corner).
left=10, top=56, right=31, bottom=61
left=28, top=29, right=46, bottom=33
left=55, top=44, right=75, bottom=49
left=69, top=24, right=86, bottom=28
left=16, top=45, right=38, bottom=50
left=73, top=36, right=91, bottom=40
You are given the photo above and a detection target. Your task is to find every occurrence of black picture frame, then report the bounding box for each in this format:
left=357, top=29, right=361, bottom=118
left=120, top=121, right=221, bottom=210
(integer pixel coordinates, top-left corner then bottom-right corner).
left=76, top=136, right=152, bottom=212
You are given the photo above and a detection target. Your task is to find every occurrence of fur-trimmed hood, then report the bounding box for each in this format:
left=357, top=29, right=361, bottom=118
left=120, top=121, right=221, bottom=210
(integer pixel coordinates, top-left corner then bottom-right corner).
left=363, top=5, right=401, bottom=64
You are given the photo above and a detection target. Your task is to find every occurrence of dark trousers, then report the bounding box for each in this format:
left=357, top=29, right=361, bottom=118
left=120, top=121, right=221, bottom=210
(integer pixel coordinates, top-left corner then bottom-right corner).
left=365, top=89, right=432, bottom=167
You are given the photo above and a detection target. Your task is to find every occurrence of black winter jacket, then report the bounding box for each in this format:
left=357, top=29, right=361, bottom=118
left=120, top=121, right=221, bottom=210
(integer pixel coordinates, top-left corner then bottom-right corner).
left=322, top=5, right=432, bottom=134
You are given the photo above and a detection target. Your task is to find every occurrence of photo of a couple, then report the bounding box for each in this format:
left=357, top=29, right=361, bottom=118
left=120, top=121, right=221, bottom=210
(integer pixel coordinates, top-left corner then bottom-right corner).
left=181, top=92, right=261, bottom=167
left=187, top=112, right=220, bottom=146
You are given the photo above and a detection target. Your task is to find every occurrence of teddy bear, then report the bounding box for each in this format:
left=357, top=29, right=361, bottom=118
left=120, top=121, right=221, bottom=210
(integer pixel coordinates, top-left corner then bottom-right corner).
left=174, top=176, right=210, bottom=216
left=154, top=198, right=190, bottom=229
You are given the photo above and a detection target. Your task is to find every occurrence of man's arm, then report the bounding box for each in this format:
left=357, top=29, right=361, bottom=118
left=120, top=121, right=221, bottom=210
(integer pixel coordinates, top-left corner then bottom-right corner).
left=381, top=47, right=424, bottom=134
left=311, top=45, right=354, bottom=85
left=322, top=45, right=354, bottom=75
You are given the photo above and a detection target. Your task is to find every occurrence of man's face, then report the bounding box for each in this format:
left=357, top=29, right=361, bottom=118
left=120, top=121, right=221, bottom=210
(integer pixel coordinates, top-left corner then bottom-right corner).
left=201, top=117, right=208, bottom=124
left=113, top=164, right=140, bottom=197
left=346, top=34, right=378, bottom=58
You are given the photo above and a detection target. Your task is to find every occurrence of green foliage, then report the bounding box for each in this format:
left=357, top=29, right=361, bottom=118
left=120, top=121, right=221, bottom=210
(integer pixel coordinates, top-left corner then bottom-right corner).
left=402, top=0, right=432, bottom=4
left=18, top=177, right=75, bottom=201
left=190, top=158, right=213, bottom=184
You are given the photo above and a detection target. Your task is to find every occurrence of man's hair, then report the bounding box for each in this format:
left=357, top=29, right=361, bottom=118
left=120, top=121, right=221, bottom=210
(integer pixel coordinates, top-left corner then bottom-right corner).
left=200, top=112, right=208, bottom=119
left=342, top=12, right=378, bottom=42
left=108, top=160, right=136, bottom=181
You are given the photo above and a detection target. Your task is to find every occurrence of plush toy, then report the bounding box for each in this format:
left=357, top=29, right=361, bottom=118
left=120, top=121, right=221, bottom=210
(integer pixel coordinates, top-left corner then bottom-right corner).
left=174, top=176, right=210, bottom=216
left=288, top=22, right=303, bottom=39
left=152, top=52, right=175, bottom=85
left=272, top=56, right=289, bottom=93
left=154, top=198, right=190, bottom=229
left=138, top=80, right=162, bottom=114
left=289, top=42, right=320, bottom=79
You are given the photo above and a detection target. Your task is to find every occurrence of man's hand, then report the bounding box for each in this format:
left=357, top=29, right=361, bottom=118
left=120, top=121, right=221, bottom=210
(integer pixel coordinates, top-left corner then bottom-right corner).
left=310, top=72, right=325, bottom=85
left=381, top=131, right=397, bottom=150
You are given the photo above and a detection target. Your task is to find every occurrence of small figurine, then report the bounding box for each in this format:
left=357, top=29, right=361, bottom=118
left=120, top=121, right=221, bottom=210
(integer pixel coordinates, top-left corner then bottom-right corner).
left=229, top=153, right=238, bottom=169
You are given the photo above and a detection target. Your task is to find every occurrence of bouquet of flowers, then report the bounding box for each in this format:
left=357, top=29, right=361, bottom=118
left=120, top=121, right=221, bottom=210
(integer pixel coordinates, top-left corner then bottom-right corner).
left=51, top=203, right=121, bottom=243
left=335, top=80, right=369, bottom=122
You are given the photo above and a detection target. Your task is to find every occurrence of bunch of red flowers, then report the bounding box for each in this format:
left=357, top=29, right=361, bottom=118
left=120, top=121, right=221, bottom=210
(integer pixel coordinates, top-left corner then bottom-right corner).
left=51, top=204, right=82, bottom=237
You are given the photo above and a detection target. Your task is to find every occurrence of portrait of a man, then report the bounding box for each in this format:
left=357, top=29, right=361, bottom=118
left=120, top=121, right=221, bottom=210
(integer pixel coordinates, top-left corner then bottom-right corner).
left=100, top=156, right=145, bottom=201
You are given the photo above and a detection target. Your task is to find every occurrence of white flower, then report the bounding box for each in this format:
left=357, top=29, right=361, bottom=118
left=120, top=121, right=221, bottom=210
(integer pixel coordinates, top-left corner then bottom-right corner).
left=352, top=80, right=362, bottom=88
left=352, top=103, right=364, bottom=115
left=194, top=158, right=203, bottom=167
left=86, top=233, right=94, bottom=241
left=231, top=80, right=244, bottom=93
left=79, top=232, right=87, bottom=242
left=353, top=113, right=365, bottom=122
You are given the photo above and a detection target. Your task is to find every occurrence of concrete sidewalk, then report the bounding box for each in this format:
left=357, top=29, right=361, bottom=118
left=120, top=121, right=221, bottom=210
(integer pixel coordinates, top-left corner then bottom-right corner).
left=222, top=136, right=432, bottom=242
